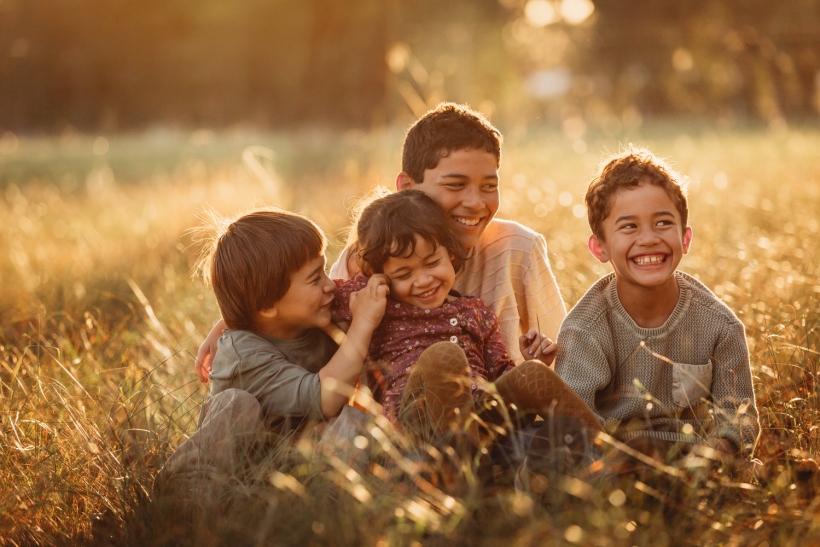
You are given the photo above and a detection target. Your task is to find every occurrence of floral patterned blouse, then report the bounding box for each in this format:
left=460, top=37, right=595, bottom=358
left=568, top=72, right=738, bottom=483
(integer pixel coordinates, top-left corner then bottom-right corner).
left=332, top=276, right=515, bottom=421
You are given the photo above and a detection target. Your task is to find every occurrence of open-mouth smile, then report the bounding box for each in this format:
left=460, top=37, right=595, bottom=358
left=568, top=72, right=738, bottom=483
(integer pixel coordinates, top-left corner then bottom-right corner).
left=453, top=216, right=481, bottom=227
left=414, top=286, right=440, bottom=300
left=632, top=254, right=667, bottom=265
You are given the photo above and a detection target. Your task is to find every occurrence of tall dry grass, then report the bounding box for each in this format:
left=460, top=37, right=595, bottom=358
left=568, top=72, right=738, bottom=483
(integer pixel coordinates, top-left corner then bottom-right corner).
left=1, top=124, right=819, bottom=546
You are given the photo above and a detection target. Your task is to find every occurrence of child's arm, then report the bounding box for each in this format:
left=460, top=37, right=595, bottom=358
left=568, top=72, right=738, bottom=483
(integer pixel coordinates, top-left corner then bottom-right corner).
left=317, top=274, right=388, bottom=418
left=706, top=319, right=760, bottom=458
left=196, top=319, right=225, bottom=383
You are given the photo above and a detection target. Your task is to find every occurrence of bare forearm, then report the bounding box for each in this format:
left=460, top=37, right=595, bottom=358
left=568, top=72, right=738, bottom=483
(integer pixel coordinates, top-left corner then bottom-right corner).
left=195, top=318, right=227, bottom=383
left=317, top=320, right=374, bottom=417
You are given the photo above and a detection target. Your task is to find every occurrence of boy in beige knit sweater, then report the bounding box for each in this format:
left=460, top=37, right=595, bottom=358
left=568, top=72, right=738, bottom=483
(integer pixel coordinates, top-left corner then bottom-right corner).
left=330, top=103, right=567, bottom=364
left=554, top=147, right=760, bottom=464
left=195, top=103, right=566, bottom=380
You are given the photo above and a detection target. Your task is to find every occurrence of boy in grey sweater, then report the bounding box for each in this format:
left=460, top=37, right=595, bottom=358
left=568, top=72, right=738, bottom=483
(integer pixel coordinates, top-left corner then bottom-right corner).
left=204, top=208, right=389, bottom=430
left=554, top=147, right=760, bottom=463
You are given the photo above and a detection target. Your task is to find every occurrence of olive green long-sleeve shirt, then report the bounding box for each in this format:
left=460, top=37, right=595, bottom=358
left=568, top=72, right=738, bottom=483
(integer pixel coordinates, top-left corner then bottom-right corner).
left=209, top=328, right=337, bottom=429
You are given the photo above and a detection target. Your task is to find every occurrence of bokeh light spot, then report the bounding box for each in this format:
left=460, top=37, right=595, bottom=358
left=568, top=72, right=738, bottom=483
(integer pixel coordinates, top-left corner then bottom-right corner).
left=672, top=48, right=694, bottom=72
left=572, top=139, right=587, bottom=154
left=92, top=137, right=109, bottom=155
left=525, top=0, right=558, bottom=27
left=564, top=525, right=583, bottom=543
left=559, top=0, right=595, bottom=25
left=386, top=43, right=410, bottom=74
left=572, top=204, right=585, bottom=218
left=609, top=489, right=626, bottom=506
left=559, top=192, right=573, bottom=206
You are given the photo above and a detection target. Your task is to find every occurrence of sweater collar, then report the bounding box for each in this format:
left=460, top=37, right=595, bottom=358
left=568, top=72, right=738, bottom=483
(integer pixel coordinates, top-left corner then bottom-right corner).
left=605, top=271, right=692, bottom=339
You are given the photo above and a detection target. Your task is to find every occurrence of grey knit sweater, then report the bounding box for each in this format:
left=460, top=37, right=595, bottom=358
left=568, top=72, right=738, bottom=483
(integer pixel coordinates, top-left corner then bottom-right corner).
left=555, top=272, right=760, bottom=457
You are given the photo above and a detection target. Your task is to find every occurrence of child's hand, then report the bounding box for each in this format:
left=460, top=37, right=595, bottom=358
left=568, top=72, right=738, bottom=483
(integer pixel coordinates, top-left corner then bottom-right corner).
left=519, top=328, right=557, bottom=365
left=349, top=274, right=390, bottom=331
left=194, top=319, right=225, bottom=384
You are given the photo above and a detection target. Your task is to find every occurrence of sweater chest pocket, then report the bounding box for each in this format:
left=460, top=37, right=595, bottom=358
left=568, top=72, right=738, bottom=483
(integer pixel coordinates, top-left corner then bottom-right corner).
left=671, top=360, right=713, bottom=408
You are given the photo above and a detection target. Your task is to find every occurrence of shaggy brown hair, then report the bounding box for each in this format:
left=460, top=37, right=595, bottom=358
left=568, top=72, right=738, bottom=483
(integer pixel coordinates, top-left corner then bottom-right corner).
left=585, top=146, right=689, bottom=240
left=355, top=190, right=467, bottom=277
left=200, top=209, right=326, bottom=331
left=402, top=103, right=502, bottom=184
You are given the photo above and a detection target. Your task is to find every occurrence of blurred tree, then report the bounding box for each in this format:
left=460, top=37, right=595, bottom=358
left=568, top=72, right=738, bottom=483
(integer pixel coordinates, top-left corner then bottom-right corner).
left=0, top=0, right=389, bottom=131
left=1, top=0, right=818, bottom=132
left=574, top=0, right=820, bottom=123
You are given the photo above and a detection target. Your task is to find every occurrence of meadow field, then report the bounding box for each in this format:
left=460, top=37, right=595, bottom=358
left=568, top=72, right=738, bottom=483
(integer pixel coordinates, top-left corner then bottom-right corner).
left=1, top=122, right=818, bottom=546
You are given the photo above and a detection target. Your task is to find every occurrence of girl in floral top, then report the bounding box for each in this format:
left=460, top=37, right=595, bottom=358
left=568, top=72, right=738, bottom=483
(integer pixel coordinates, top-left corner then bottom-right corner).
left=333, top=190, right=600, bottom=443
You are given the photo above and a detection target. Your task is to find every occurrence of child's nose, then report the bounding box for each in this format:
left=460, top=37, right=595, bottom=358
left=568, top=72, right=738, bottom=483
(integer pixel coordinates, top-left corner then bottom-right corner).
left=637, top=227, right=661, bottom=244
left=461, top=186, right=482, bottom=210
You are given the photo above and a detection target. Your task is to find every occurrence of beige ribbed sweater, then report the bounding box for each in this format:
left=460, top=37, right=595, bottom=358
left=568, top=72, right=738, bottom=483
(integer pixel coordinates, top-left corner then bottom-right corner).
left=329, top=218, right=567, bottom=364
left=554, top=272, right=760, bottom=456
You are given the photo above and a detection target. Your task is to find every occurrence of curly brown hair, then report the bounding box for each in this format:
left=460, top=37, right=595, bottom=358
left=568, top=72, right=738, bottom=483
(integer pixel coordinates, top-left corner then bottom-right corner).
left=402, top=102, right=502, bottom=184
left=355, top=190, right=467, bottom=277
left=585, top=146, right=689, bottom=240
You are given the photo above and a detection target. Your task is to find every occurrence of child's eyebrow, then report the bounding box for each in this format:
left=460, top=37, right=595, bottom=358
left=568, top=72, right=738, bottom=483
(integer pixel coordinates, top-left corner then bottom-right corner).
left=385, top=265, right=409, bottom=276
left=614, top=210, right=676, bottom=224
left=613, top=214, right=637, bottom=224
left=439, top=172, right=499, bottom=180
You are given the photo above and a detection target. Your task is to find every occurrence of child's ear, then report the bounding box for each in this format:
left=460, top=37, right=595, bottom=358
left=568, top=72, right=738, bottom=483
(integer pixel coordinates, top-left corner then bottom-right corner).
left=682, top=226, right=693, bottom=254
left=588, top=235, right=609, bottom=263
left=396, top=172, right=416, bottom=191
left=257, top=306, right=278, bottom=320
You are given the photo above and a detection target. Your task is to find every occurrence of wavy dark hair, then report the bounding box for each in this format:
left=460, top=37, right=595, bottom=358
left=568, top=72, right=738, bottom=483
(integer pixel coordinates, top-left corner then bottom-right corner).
left=586, top=145, right=689, bottom=240
left=354, top=190, right=467, bottom=276
left=402, top=102, right=502, bottom=184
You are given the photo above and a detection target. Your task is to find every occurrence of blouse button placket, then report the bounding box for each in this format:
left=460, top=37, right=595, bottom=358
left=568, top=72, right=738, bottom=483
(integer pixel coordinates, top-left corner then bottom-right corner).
left=449, top=317, right=458, bottom=326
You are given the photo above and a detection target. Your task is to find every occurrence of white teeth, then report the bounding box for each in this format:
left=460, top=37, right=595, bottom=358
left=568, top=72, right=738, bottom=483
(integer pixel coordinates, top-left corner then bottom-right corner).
left=454, top=217, right=480, bottom=226
left=633, top=255, right=665, bottom=265
left=417, top=288, right=437, bottom=298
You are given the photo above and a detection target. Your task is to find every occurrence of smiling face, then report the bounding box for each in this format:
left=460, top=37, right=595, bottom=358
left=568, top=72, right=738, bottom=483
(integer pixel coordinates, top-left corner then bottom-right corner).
left=588, top=183, right=692, bottom=293
left=257, top=254, right=336, bottom=339
left=382, top=237, right=456, bottom=310
left=398, top=148, right=499, bottom=251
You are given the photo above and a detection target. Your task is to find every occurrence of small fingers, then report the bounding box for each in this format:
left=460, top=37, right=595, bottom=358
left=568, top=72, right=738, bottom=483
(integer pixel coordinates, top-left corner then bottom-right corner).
left=195, top=360, right=211, bottom=384
left=540, top=339, right=557, bottom=355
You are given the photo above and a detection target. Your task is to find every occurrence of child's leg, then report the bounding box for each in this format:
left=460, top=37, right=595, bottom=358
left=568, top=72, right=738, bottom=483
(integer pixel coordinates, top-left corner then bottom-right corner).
left=398, top=342, right=480, bottom=445
left=492, top=360, right=602, bottom=433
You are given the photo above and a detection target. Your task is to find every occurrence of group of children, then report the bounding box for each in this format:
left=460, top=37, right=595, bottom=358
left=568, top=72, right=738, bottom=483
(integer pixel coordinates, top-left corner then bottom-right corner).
left=184, top=103, right=760, bottom=484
